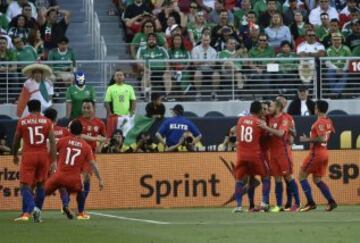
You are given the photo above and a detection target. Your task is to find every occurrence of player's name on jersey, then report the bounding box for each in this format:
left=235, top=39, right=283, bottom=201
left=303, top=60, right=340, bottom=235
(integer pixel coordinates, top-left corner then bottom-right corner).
left=21, top=118, right=48, bottom=125
left=243, top=119, right=254, bottom=125
left=68, top=140, right=83, bottom=148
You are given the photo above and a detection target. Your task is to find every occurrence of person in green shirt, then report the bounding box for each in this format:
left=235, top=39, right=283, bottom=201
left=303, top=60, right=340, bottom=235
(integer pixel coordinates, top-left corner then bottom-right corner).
left=352, top=45, right=360, bottom=56
left=315, top=13, right=330, bottom=42
left=187, top=11, right=211, bottom=46
left=105, top=69, right=136, bottom=117
left=13, top=36, right=38, bottom=61
left=233, top=0, right=252, bottom=29
left=66, top=71, right=96, bottom=120
left=325, top=33, right=352, bottom=96
left=0, top=36, right=17, bottom=103
left=130, top=20, right=166, bottom=59
left=0, top=12, right=9, bottom=31
left=276, top=40, right=297, bottom=74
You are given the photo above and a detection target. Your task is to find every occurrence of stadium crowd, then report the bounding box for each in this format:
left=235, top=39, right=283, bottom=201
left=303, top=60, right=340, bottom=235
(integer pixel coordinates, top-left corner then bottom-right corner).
left=114, top=0, right=360, bottom=99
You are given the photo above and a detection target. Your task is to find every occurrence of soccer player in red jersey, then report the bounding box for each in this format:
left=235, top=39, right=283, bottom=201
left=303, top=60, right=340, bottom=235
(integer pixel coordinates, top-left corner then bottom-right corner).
left=45, top=120, right=104, bottom=219
left=12, top=100, right=56, bottom=222
left=298, top=100, right=337, bottom=212
left=259, top=100, right=301, bottom=212
left=233, top=101, right=271, bottom=213
left=76, top=99, right=107, bottom=219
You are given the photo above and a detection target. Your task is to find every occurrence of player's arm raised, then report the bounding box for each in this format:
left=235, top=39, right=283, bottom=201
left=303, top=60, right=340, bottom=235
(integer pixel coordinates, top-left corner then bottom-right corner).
left=89, top=160, right=104, bottom=191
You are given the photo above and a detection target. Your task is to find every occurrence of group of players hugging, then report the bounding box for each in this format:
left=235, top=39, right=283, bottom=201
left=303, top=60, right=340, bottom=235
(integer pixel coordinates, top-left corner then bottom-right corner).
left=234, top=97, right=337, bottom=213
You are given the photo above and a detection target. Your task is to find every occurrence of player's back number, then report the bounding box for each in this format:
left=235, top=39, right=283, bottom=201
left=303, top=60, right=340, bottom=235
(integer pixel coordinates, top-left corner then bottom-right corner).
left=27, top=126, right=45, bottom=145
left=240, top=125, right=253, bottom=143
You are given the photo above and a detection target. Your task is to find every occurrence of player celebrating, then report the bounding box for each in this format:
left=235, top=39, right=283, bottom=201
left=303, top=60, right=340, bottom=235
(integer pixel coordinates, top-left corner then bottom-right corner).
left=298, top=100, right=337, bottom=212
left=259, top=100, right=301, bottom=212
left=45, top=120, right=104, bottom=219
left=12, top=99, right=56, bottom=222
left=233, top=101, right=270, bottom=213
left=76, top=99, right=107, bottom=219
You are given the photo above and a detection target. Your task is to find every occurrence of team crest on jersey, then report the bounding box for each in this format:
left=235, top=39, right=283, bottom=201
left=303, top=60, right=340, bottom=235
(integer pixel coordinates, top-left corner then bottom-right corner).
left=87, top=126, right=92, bottom=131
left=94, top=126, right=99, bottom=132
left=282, top=120, right=288, bottom=126
left=318, top=124, right=325, bottom=131
left=273, top=123, right=278, bottom=128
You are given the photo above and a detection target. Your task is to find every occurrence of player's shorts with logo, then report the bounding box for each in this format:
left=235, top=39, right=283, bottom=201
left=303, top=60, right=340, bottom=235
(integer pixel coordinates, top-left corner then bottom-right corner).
left=269, top=151, right=293, bottom=176
left=20, top=151, right=50, bottom=186
left=45, top=172, right=83, bottom=195
left=235, top=151, right=270, bottom=179
left=301, top=150, right=328, bottom=177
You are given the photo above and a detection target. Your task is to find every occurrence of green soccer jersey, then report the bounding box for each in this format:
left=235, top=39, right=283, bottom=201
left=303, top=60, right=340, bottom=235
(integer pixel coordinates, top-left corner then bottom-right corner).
left=66, top=85, right=96, bottom=120
left=233, top=9, right=248, bottom=29
left=168, top=48, right=191, bottom=60
left=168, top=48, right=191, bottom=90
left=0, top=49, right=16, bottom=61
left=136, top=46, right=169, bottom=70
left=315, top=26, right=329, bottom=41
left=104, top=83, right=136, bottom=116
left=352, top=46, right=360, bottom=56
left=276, top=52, right=297, bottom=73
left=48, top=48, right=76, bottom=71
left=15, top=45, right=37, bottom=61
left=326, top=45, right=352, bottom=69
left=218, top=49, right=243, bottom=69
left=131, top=32, right=166, bottom=51
left=187, top=22, right=211, bottom=44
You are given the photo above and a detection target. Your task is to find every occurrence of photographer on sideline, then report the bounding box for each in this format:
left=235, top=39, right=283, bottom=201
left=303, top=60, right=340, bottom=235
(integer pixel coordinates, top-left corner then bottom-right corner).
left=101, top=130, right=125, bottom=153
left=166, top=131, right=204, bottom=152
left=156, top=104, right=202, bottom=152
left=134, top=132, right=160, bottom=152
left=218, top=126, right=237, bottom=152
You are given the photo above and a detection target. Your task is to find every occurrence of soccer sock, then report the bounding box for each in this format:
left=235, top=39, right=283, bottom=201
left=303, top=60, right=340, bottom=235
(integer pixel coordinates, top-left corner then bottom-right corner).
left=83, top=180, right=91, bottom=199
left=76, top=191, right=86, bottom=214
left=300, top=179, right=314, bottom=204
left=234, top=181, right=244, bottom=207
left=275, top=181, right=283, bottom=207
left=59, top=189, right=70, bottom=208
left=34, top=186, right=45, bottom=210
left=262, top=178, right=270, bottom=205
left=247, top=184, right=255, bottom=209
left=21, top=187, right=34, bottom=214
left=288, top=179, right=300, bottom=207
left=285, top=181, right=292, bottom=206
left=316, top=181, right=334, bottom=203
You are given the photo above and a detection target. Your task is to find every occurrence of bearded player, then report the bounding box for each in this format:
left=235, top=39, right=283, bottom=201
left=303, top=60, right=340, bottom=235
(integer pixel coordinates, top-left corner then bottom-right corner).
left=45, top=120, right=104, bottom=219
left=259, top=100, right=301, bottom=212
left=298, top=100, right=337, bottom=212
left=233, top=101, right=271, bottom=213
left=12, top=100, right=56, bottom=222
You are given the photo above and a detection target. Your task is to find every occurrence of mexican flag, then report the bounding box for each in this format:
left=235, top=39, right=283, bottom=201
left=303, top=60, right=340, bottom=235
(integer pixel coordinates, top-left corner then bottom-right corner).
left=107, top=115, right=155, bottom=145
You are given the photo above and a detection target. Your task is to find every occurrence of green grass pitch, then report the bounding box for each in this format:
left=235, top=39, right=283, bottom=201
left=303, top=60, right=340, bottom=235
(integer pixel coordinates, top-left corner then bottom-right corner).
left=0, top=206, right=359, bottom=243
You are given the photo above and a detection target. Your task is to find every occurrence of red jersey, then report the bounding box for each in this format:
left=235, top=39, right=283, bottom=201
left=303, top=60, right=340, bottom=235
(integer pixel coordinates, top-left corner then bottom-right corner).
left=267, top=114, right=291, bottom=154
left=56, top=135, right=94, bottom=175
left=236, top=115, right=264, bottom=154
left=53, top=125, right=70, bottom=142
left=283, top=113, right=295, bottom=131
left=15, top=113, right=52, bottom=153
left=310, top=117, right=335, bottom=151
left=78, top=116, right=106, bottom=152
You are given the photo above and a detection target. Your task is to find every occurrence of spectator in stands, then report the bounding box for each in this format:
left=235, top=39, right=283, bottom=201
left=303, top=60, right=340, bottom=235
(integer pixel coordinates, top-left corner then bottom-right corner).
left=258, top=0, right=281, bottom=29
left=309, top=0, right=339, bottom=26
left=0, top=11, right=9, bottom=32
left=254, top=0, right=280, bottom=18
left=342, top=9, right=360, bottom=38
left=157, top=0, right=186, bottom=32
left=238, top=11, right=257, bottom=38
left=185, top=1, right=200, bottom=24
left=0, top=124, right=11, bottom=155
left=290, top=10, right=307, bottom=41
left=156, top=104, right=202, bottom=152
left=133, top=132, right=160, bottom=152
left=7, top=15, right=30, bottom=42
left=233, top=0, right=252, bottom=29
left=136, top=33, right=170, bottom=95
left=27, top=29, right=44, bottom=59
left=38, top=6, right=71, bottom=56
left=339, top=0, right=359, bottom=27
left=6, top=0, right=37, bottom=20
left=123, top=0, right=151, bottom=31
left=208, top=0, right=234, bottom=26
left=353, top=45, right=360, bottom=56
left=325, top=33, right=352, bottom=96
left=17, top=63, right=53, bottom=117
left=315, top=13, right=331, bottom=41
left=104, top=69, right=136, bottom=117
left=218, top=37, right=246, bottom=90
left=187, top=10, right=210, bottom=46
left=287, top=85, right=315, bottom=116
left=345, top=19, right=360, bottom=50
left=218, top=126, right=236, bottom=151
left=166, top=24, right=193, bottom=51
left=168, top=33, right=192, bottom=95
left=322, top=19, right=342, bottom=48
left=130, top=19, right=166, bottom=59
left=283, top=0, right=308, bottom=26
left=66, top=71, right=96, bottom=120
left=0, top=36, right=17, bottom=104
left=9, top=3, right=38, bottom=29
left=248, top=33, right=275, bottom=77
left=101, top=130, right=125, bottom=153
left=196, top=0, right=215, bottom=13
left=13, top=36, right=37, bottom=61
left=277, top=40, right=298, bottom=75
left=145, top=92, right=165, bottom=119
left=265, top=13, right=292, bottom=50
left=48, top=36, right=76, bottom=84
left=242, top=22, right=261, bottom=50
left=297, top=29, right=326, bottom=58
left=191, top=33, right=220, bottom=100
left=294, top=22, right=315, bottom=48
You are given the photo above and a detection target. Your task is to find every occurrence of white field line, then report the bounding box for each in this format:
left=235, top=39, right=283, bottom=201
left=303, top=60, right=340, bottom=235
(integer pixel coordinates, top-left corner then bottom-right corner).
left=89, top=212, right=170, bottom=225
left=89, top=211, right=360, bottom=226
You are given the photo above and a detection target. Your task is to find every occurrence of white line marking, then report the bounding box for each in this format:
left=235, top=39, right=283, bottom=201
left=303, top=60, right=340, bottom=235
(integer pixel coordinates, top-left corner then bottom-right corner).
left=89, top=212, right=170, bottom=225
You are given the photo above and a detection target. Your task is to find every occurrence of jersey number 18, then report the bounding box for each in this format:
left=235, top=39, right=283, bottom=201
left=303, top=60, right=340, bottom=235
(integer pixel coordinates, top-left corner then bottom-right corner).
left=240, top=125, right=253, bottom=143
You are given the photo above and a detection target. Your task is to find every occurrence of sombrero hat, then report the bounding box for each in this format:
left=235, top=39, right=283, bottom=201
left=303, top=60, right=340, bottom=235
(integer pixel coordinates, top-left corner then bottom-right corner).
left=22, top=63, right=53, bottom=78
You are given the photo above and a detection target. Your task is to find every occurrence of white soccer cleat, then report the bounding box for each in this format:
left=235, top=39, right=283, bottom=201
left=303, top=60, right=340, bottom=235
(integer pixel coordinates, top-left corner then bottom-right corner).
left=32, top=207, right=42, bottom=223
left=232, top=207, right=243, bottom=213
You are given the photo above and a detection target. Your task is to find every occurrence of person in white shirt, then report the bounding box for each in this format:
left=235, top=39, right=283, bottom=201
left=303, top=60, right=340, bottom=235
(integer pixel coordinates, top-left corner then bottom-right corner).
left=297, top=29, right=326, bottom=57
left=6, top=0, right=38, bottom=21
left=191, top=33, right=220, bottom=100
left=309, top=0, right=338, bottom=26
left=287, top=85, right=315, bottom=116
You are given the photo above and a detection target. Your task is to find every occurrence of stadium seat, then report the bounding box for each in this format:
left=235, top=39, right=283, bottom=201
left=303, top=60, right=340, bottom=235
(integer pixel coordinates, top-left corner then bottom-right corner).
left=328, top=110, right=348, bottom=116
left=0, top=115, right=12, bottom=120
left=204, top=111, right=225, bottom=117
left=183, top=111, right=198, bottom=118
